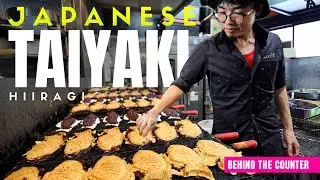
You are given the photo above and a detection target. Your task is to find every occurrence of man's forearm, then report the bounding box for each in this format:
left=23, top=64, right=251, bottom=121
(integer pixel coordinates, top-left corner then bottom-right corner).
left=275, top=87, right=293, bottom=131
left=150, top=85, right=184, bottom=114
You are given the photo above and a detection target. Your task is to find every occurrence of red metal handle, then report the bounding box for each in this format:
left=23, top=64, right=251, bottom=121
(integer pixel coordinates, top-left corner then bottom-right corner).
left=214, top=132, right=239, bottom=141
left=170, top=104, right=185, bottom=109
left=182, top=110, right=198, bottom=115
left=232, top=140, right=258, bottom=150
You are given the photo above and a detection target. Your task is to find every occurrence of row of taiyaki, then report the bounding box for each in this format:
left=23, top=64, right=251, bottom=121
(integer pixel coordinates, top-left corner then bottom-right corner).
left=88, top=85, right=157, bottom=93
left=57, top=109, right=143, bottom=131
left=56, top=112, right=122, bottom=131
left=6, top=140, right=243, bottom=180
left=71, top=99, right=161, bottom=114
left=58, top=107, right=184, bottom=134
left=22, top=128, right=120, bottom=163
left=22, top=119, right=202, bottom=163
left=82, top=92, right=157, bottom=103
left=86, top=89, right=154, bottom=97
left=80, top=95, right=158, bottom=106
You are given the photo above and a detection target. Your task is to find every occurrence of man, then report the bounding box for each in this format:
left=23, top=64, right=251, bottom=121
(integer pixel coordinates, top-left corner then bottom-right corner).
left=137, top=0, right=300, bottom=157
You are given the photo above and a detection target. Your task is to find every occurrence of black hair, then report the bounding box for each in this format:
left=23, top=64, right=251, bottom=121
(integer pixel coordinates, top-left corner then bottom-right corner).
left=216, top=0, right=255, bottom=8
left=207, top=0, right=270, bottom=19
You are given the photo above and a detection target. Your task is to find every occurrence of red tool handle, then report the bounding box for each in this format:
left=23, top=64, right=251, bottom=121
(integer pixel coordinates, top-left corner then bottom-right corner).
left=232, top=140, right=258, bottom=150
left=214, top=132, right=239, bottom=141
left=170, top=104, right=185, bottom=109
left=182, top=110, right=198, bottom=115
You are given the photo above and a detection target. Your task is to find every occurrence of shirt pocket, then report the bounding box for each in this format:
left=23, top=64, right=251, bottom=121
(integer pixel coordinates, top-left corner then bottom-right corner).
left=253, top=52, right=281, bottom=91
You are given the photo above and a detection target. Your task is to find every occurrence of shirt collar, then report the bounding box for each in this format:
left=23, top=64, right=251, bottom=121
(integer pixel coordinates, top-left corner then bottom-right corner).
left=217, top=23, right=269, bottom=52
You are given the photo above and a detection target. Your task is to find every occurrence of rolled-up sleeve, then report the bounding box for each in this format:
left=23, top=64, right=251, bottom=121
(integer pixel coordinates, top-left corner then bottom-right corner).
left=275, top=44, right=286, bottom=89
left=171, top=42, right=207, bottom=93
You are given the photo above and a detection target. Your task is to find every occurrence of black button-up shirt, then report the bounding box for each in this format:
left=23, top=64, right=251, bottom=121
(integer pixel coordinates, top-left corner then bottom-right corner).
left=172, top=23, right=286, bottom=146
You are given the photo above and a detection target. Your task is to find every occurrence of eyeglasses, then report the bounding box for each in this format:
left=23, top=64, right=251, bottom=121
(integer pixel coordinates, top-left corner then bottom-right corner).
left=214, top=10, right=254, bottom=24
left=196, top=6, right=254, bottom=25
left=197, top=5, right=215, bottom=24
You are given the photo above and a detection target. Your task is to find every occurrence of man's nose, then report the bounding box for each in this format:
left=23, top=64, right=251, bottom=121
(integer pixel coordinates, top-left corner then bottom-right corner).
left=225, top=15, right=233, bottom=25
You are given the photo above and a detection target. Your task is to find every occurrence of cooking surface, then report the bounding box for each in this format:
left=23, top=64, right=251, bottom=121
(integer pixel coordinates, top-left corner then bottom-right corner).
left=5, top=111, right=258, bottom=180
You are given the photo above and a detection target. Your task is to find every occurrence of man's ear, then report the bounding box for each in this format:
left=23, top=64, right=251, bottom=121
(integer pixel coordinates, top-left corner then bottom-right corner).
left=255, top=4, right=263, bottom=17
left=255, top=0, right=270, bottom=19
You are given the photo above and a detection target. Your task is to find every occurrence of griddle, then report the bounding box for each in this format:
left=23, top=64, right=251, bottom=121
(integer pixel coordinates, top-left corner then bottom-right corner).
left=5, top=114, right=266, bottom=180
left=3, top=89, right=273, bottom=180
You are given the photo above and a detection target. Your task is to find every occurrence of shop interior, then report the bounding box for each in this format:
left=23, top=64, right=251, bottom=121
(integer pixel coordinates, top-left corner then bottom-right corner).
left=0, top=0, right=319, bottom=179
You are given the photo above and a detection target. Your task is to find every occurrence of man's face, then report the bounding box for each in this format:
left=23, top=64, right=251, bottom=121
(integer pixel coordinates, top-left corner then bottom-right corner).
left=216, top=3, right=256, bottom=38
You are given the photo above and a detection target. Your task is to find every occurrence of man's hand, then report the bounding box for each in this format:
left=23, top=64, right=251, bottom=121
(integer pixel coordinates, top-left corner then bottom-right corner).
left=275, top=87, right=300, bottom=156
left=283, top=129, right=300, bottom=156
left=136, top=85, right=184, bottom=136
left=136, top=109, right=158, bottom=136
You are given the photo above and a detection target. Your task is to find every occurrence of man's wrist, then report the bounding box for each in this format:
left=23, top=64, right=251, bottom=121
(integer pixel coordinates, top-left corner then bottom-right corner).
left=281, top=116, right=294, bottom=131
left=150, top=107, right=161, bottom=115
left=283, top=126, right=294, bottom=132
